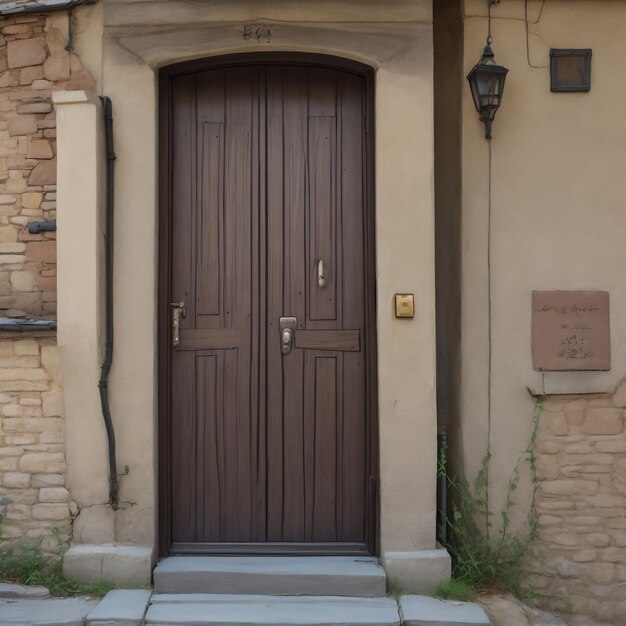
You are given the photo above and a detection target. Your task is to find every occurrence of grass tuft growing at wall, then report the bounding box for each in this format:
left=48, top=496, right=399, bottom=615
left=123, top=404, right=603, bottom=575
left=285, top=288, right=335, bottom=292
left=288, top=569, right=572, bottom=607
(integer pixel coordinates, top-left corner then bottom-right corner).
left=0, top=519, right=113, bottom=597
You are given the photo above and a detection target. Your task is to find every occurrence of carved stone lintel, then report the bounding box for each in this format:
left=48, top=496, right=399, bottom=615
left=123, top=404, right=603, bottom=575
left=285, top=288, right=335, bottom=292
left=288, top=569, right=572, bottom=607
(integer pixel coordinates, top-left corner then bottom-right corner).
left=243, top=23, right=272, bottom=44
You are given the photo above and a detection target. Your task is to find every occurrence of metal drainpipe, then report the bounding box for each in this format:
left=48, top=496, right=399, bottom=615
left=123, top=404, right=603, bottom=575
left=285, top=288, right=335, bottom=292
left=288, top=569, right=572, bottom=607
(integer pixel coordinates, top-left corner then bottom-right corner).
left=98, top=96, right=119, bottom=510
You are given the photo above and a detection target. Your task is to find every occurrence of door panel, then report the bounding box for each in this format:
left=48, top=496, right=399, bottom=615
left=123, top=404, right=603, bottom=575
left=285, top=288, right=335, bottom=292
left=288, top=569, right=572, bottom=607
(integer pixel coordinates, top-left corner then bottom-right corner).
left=164, top=60, right=374, bottom=553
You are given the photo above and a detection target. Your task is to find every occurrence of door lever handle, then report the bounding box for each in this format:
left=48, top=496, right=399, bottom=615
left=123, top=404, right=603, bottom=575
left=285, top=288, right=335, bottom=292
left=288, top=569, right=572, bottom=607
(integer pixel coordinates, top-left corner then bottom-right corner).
left=170, top=301, right=186, bottom=348
left=318, top=259, right=325, bottom=288
left=279, top=317, right=297, bottom=355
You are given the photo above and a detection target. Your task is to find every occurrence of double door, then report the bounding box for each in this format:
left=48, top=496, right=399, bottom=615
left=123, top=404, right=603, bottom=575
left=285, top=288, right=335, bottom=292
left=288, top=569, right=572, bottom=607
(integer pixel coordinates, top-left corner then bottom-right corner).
left=161, top=59, right=377, bottom=555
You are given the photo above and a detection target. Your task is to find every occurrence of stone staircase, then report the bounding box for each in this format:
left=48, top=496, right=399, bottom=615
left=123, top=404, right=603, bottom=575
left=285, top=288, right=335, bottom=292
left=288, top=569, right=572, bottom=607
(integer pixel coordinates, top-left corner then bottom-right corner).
left=84, top=556, right=491, bottom=626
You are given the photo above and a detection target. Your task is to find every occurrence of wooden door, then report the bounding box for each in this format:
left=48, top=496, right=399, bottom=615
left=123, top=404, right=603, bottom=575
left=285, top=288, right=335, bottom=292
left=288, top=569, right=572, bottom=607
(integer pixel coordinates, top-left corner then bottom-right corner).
left=160, top=57, right=377, bottom=556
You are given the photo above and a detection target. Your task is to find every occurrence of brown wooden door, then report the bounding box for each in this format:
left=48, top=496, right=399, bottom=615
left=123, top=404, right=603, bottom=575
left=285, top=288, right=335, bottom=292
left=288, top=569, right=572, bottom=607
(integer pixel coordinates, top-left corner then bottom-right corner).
left=161, top=58, right=376, bottom=555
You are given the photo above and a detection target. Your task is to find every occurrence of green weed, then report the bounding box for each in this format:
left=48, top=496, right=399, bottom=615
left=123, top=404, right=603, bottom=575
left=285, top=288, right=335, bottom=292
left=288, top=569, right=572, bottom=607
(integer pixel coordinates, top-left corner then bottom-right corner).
left=439, top=394, right=544, bottom=597
left=0, top=517, right=113, bottom=597
left=434, top=579, right=475, bottom=602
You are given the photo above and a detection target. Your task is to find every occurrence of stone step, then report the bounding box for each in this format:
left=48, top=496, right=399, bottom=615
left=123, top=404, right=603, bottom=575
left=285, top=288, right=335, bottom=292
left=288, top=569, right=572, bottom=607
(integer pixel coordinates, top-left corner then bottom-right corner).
left=153, top=556, right=387, bottom=597
left=146, top=594, right=400, bottom=626
left=399, top=595, right=491, bottom=626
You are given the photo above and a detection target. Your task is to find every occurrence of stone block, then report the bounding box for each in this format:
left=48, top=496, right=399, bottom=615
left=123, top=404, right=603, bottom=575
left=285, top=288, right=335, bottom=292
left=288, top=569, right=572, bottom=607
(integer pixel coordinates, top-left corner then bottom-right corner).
left=32, top=79, right=54, bottom=90
left=0, top=445, right=24, bottom=456
left=31, top=473, right=64, bottom=487
left=0, top=456, right=18, bottom=470
left=40, top=431, right=64, bottom=444
left=585, top=533, right=611, bottom=547
left=39, top=487, right=70, bottom=503
left=86, top=589, right=152, bottom=626
left=540, top=480, right=577, bottom=496
left=0, top=194, right=17, bottom=206
left=586, top=494, right=625, bottom=508
left=21, top=192, right=42, bottom=209
left=546, top=413, right=569, bottom=435
left=20, top=451, right=65, bottom=473
left=20, top=65, right=43, bottom=85
left=0, top=70, right=19, bottom=89
left=14, top=339, right=39, bottom=356
left=595, top=440, right=626, bottom=453
left=0, top=368, right=47, bottom=381
left=537, top=440, right=560, bottom=454
left=7, top=168, right=27, bottom=189
left=399, top=595, right=490, bottom=626
left=63, top=545, right=153, bottom=585
left=7, top=116, right=37, bottom=137
left=581, top=408, right=623, bottom=435
left=572, top=549, right=597, bottom=562
left=73, top=505, right=116, bottom=544
left=6, top=503, right=31, bottom=521
left=26, top=240, right=55, bottom=262
left=42, top=390, right=63, bottom=416
left=32, top=502, right=69, bottom=521
left=382, top=549, right=451, bottom=595
left=27, top=139, right=53, bottom=159
left=101, top=547, right=154, bottom=586
left=2, top=472, right=30, bottom=488
left=0, top=243, right=26, bottom=254
left=7, top=38, right=46, bottom=69
left=43, top=52, right=70, bottom=82
left=17, top=102, right=52, bottom=116
left=28, top=159, right=56, bottom=185
left=10, top=270, right=36, bottom=292
left=23, top=417, right=63, bottom=432
left=0, top=402, right=24, bottom=417
left=536, top=459, right=560, bottom=480
left=0, top=225, right=17, bottom=242
left=599, top=547, right=622, bottom=562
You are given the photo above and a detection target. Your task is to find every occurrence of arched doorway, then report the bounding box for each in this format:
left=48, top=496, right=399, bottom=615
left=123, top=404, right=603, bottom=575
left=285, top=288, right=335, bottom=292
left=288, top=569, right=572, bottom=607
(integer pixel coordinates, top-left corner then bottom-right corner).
left=158, top=54, right=378, bottom=556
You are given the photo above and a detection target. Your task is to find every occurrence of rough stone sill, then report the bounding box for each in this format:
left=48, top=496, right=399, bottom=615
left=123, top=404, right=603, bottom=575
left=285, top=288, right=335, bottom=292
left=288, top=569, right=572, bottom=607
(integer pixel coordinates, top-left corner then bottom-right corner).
left=0, top=317, right=57, bottom=332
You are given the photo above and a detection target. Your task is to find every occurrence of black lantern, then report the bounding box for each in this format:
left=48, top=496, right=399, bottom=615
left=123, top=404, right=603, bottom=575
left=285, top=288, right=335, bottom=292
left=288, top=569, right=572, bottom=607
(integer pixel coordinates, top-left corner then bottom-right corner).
left=467, top=43, right=508, bottom=140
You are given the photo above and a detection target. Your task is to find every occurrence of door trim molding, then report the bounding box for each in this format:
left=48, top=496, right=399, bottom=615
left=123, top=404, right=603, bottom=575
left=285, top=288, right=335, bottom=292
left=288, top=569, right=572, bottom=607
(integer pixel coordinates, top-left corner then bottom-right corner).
left=158, top=52, right=378, bottom=557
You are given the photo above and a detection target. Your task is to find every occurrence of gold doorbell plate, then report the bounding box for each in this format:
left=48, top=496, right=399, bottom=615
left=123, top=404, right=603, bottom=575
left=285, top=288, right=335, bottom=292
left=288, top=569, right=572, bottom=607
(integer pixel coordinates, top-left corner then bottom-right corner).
left=395, top=293, right=414, bottom=318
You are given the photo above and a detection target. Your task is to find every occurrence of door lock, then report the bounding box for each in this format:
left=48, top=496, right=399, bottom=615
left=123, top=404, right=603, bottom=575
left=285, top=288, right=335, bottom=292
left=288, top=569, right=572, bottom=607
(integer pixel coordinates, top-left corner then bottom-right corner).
left=170, top=301, right=186, bottom=348
left=279, top=317, right=297, bottom=354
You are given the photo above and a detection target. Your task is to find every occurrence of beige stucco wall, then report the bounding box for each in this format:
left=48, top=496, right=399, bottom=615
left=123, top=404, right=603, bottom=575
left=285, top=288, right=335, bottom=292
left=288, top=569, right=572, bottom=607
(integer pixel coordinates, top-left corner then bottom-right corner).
left=55, top=0, right=446, bottom=590
left=460, top=0, right=626, bottom=544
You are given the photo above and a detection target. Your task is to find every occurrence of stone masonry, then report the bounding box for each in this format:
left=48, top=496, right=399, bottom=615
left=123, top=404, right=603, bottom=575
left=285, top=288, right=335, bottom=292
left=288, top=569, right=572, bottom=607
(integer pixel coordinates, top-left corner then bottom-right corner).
left=0, top=12, right=93, bottom=552
left=0, top=11, right=93, bottom=318
left=0, top=333, right=70, bottom=553
left=532, top=379, right=626, bottom=623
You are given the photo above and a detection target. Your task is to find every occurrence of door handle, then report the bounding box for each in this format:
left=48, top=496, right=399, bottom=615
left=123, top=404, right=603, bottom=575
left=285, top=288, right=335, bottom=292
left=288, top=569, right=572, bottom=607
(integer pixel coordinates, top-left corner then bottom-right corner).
left=170, top=301, right=186, bottom=348
left=318, top=259, right=325, bottom=288
left=279, top=317, right=297, bottom=355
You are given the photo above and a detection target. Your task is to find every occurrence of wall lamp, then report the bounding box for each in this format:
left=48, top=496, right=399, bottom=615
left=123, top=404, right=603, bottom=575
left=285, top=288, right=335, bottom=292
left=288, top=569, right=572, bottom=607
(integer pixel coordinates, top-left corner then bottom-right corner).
left=467, top=0, right=508, bottom=140
left=467, top=41, right=509, bottom=140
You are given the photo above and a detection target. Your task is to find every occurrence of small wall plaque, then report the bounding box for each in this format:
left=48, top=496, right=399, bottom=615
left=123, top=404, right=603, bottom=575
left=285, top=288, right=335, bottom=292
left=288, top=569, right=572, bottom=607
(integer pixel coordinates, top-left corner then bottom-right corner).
left=550, top=49, right=592, bottom=92
left=532, top=291, right=610, bottom=371
left=395, top=293, right=414, bottom=319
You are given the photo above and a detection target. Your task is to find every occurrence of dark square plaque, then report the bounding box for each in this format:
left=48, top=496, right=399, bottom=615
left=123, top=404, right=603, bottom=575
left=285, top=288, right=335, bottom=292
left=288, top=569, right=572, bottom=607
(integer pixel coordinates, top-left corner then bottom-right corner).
left=550, top=49, right=592, bottom=92
left=532, top=291, right=610, bottom=371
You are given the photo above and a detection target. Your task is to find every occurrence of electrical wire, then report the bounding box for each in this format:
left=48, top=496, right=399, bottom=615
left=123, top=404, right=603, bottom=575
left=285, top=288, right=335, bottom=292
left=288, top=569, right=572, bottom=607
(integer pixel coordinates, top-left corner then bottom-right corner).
left=486, top=136, right=493, bottom=538
left=525, top=0, right=549, bottom=68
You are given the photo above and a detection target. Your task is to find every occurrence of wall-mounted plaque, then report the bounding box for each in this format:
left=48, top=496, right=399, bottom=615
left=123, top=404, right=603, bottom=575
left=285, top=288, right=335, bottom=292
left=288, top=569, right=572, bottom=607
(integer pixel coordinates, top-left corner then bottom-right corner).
left=532, top=291, right=610, bottom=371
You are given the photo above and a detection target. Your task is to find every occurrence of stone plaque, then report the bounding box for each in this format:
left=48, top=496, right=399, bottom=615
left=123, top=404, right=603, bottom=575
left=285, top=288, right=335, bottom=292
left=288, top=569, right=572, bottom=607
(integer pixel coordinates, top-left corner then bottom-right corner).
left=532, top=291, right=610, bottom=371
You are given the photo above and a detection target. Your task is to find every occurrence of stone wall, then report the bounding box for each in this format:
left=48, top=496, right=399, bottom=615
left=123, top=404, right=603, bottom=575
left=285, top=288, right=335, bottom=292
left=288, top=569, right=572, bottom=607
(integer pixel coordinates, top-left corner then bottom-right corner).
left=0, top=11, right=93, bottom=318
left=533, top=380, right=626, bottom=623
left=0, top=333, right=70, bottom=553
